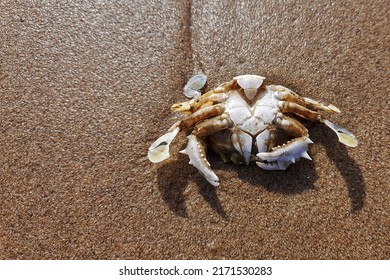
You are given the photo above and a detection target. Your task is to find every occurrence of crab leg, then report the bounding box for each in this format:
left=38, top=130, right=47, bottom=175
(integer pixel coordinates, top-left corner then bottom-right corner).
left=179, top=104, right=225, bottom=131
left=277, top=100, right=358, bottom=147
left=180, top=134, right=220, bottom=187
left=147, top=105, right=224, bottom=163
left=171, top=92, right=228, bottom=114
left=275, top=114, right=309, bottom=137
left=256, top=114, right=312, bottom=170
left=193, top=113, right=254, bottom=165
left=321, top=119, right=358, bottom=147
left=272, top=85, right=340, bottom=113
left=274, top=87, right=358, bottom=146
left=183, top=114, right=242, bottom=184
left=192, top=113, right=231, bottom=137
left=278, top=101, right=320, bottom=121
left=148, top=125, right=180, bottom=163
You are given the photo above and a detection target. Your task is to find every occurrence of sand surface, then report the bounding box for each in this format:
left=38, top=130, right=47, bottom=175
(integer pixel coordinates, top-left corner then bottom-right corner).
left=0, top=0, right=388, bottom=259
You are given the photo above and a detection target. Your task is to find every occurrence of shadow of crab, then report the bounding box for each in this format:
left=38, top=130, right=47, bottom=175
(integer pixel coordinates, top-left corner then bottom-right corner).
left=157, top=123, right=365, bottom=217
left=156, top=150, right=316, bottom=219
left=156, top=156, right=191, bottom=218
left=211, top=154, right=317, bottom=195
left=157, top=154, right=227, bottom=218
left=310, top=123, right=365, bottom=212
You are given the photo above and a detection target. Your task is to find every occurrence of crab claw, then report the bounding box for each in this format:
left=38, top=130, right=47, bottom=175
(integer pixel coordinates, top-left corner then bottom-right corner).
left=256, top=136, right=313, bottom=167
left=322, top=119, right=358, bottom=147
left=256, top=160, right=293, bottom=170
left=148, top=127, right=180, bottom=163
left=180, top=134, right=219, bottom=187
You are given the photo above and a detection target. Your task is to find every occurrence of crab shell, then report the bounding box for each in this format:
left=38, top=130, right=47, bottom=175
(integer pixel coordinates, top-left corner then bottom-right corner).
left=148, top=74, right=357, bottom=186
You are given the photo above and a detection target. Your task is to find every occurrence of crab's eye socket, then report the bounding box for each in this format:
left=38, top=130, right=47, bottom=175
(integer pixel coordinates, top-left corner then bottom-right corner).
left=234, top=74, right=265, bottom=100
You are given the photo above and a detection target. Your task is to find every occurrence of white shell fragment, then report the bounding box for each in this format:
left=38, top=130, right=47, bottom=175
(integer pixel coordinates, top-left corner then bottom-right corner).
left=184, top=74, right=207, bottom=99
left=183, top=88, right=202, bottom=99
left=234, top=74, right=265, bottom=100
left=186, top=74, right=207, bottom=90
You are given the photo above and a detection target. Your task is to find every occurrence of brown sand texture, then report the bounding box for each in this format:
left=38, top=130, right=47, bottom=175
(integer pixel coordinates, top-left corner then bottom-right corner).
left=0, top=0, right=389, bottom=259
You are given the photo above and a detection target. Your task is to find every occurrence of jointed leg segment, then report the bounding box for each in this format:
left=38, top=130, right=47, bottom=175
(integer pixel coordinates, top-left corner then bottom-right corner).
left=148, top=104, right=225, bottom=164
left=273, top=87, right=357, bottom=147
left=278, top=101, right=320, bottom=122
left=272, top=86, right=340, bottom=113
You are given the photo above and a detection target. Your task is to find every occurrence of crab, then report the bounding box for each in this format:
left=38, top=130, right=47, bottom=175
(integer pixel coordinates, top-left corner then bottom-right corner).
left=148, top=74, right=357, bottom=186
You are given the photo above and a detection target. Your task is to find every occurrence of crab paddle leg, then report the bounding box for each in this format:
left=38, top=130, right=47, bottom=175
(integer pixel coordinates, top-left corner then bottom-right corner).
left=148, top=125, right=180, bottom=163
left=321, top=119, right=358, bottom=147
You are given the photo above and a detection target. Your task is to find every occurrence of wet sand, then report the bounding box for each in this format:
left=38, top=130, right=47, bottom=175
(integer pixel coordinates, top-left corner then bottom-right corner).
left=0, top=0, right=388, bottom=259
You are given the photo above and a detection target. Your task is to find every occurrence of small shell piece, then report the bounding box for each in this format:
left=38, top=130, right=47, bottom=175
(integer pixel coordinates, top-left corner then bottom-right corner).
left=184, top=74, right=207, bottom=99
left=186, top=74, right=207, bottom=90
left=234, top=74, right=265, bottom=100
left=184, top=88, right=202, bottom=99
